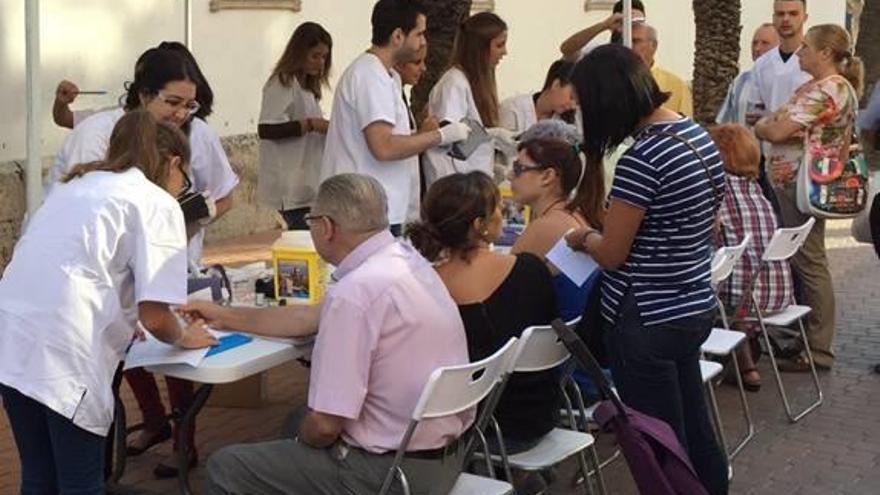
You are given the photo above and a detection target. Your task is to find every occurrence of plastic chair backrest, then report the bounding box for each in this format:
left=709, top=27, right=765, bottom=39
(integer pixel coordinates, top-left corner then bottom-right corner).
left=510, top=325, right=571, bottom=373
left=762, top=217, right=815, bottom=262
left=711, top=234, right=751, bottom=286
left=411, top=337, right=518, bottom=421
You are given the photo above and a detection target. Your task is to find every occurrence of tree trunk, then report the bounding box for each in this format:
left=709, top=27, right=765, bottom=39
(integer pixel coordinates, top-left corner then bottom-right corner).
left=856, top=0, right=880, bottom=101
left=692, top=0, right=741, bottom=126
left=411, top=0, right=473, bottom=119
left=856, top=0, right=880, bottom=167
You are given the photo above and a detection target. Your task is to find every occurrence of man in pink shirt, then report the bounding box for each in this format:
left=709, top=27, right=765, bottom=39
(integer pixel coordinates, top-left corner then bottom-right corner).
left=190, top=173, right=473, bottom=494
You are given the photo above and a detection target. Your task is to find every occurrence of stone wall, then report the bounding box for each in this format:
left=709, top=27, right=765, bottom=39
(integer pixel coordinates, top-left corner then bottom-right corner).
left=0, top=162, right=25, bottom=271
left=0, top=133, right=275, bottom=272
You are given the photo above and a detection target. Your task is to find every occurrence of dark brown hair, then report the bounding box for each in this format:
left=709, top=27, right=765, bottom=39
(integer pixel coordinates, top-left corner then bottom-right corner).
left=451, top=12, right=507, bottom=127
left=271, top=22, right=333, bottom=99
left=407, top=172, right=499, bottom=262
left=708, top=124, right=760, bottom=179
left=63, top=110, right=190, bottom=189
left=518, top=139, right=605, bottom=229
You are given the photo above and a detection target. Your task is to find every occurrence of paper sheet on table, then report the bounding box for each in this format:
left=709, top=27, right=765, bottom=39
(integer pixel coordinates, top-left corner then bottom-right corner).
left=546, top=235, right=598, bottom=287
left=123, top=332, right=211, bottom=370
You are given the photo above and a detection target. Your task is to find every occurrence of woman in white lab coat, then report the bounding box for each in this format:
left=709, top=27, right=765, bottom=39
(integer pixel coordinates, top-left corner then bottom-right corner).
left=48, top=46, right=227, bottom=477
left=423, top=12, right=508, bottom=185
left=0, top=111, right=215, bottom=495
left=258, top=22, right=332, bottom=230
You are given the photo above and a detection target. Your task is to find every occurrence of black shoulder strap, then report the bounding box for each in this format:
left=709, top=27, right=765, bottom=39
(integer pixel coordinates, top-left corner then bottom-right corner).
left=640, top=129, right=722, bottom=213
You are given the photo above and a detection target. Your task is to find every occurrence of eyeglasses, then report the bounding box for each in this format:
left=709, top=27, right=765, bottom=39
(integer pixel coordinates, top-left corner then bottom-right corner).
left=157, top=91, right=200, bottom=117
left=511, top=160, right=545, bottom=177
left=303, top=214, right=334, bottom=226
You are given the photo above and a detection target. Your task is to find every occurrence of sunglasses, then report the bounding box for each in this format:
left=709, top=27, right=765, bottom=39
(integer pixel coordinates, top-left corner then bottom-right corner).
left=511, top=160, right=545, bottom=177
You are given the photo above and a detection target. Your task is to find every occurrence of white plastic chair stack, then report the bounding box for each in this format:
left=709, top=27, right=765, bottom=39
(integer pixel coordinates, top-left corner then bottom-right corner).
left=702, top=234, right=755, bottom=461
left=377, top=338, right=520, bottom=495
left=483, top=325, right=607, bottom=495
left=749, top=217, right=823, bottom=423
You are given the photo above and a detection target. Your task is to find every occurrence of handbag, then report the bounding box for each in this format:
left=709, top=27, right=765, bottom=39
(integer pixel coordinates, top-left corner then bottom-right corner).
left=796, top=83, right=869, bottom=219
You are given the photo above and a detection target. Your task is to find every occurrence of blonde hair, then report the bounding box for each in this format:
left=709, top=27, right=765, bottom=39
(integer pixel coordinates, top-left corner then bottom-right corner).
left=63, top=110, right=190, bottom=188
left=807, top=24, right=864, bottom=97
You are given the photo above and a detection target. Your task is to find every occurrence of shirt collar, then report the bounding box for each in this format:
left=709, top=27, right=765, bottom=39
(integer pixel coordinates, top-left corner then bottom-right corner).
left=332, top=230, right=395, bottom=281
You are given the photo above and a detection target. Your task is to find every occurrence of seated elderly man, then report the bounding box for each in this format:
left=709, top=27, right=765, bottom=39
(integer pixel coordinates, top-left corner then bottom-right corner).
left=185, top=173, right=473, bottom=495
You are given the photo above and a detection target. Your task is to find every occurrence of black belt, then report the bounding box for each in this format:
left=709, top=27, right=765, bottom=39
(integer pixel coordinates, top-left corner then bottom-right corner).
left=373, top=437, right=461, bottom=460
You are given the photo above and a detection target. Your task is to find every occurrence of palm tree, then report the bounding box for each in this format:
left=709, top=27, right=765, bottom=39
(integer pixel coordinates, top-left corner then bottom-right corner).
left=691, top=0, right=742, bottom=125
left=856, top=0, right=879, bottom=166
left=411, top=0, right=473, bottom=118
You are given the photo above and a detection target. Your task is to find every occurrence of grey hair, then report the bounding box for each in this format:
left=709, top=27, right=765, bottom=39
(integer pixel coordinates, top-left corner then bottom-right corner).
left=313, top=173, right=389, bottom=233
left=519, top=119, right=582, bottom=147
left=634, top=22, right=658, bottom=44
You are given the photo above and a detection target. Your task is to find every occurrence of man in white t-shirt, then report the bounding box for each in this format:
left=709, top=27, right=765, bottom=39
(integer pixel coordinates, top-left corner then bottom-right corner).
left=320, top=0, right=470, bottom=234
left=559, top=0, right=646, bottom=62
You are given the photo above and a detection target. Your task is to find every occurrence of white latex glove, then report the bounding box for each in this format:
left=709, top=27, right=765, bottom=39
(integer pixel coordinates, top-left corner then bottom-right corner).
left=438, top=121, right=472, bottom=146
left=487, top=127, right=519, bottom=158
left=198, top=194, right=218, bottom=225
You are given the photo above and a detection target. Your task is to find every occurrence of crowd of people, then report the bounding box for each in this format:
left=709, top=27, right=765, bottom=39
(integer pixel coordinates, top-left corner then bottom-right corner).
left=0, top=0, right=870, bottom=494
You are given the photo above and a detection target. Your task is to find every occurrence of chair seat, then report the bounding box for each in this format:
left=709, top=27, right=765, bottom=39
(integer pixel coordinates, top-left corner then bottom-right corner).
left=450, top=473, right=514, bottom=495
left=492, top=428, right=595, bottom=471
left=753, top=305, right=811, bottom=327
left=701, top=328, right=746, bottom=356
left=700, top=360, right=724, bottom=383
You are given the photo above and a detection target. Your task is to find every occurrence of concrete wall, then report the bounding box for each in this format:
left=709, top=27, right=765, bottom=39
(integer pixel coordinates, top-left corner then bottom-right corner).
left=0, top=0, right=847, bottom=270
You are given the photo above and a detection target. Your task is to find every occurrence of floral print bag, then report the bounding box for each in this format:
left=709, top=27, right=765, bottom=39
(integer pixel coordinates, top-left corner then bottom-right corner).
left=794, top=76, right=869, bottom=218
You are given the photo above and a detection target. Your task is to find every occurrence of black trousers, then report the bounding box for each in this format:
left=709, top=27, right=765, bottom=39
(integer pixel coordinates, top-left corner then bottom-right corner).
left=604, top=292, right=729, bottom=495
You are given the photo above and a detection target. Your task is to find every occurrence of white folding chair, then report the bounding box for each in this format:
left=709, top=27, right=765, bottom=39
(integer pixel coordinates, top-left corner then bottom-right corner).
left=702, top=235, right=755, bottom=460
left=481, top=325, right=606, bottom=495
left=748, top=217, right=823, bottom=423
left=377, top=338, right=520, bottom=495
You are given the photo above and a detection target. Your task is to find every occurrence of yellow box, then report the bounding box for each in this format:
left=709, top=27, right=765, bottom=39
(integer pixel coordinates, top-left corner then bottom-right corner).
left=497, top=184, right=531, bottom=246
left=271, top=233, right=328, bottom=305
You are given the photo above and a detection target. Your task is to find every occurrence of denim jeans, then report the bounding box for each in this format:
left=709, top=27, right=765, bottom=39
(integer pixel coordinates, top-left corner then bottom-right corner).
left=0, top=383, right=105, bottom=495
left=604, top=292, right=729, bottom=495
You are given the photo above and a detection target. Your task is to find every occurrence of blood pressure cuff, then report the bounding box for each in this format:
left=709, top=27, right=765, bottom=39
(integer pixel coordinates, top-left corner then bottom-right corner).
left=177, top=191, right=211, bottom=224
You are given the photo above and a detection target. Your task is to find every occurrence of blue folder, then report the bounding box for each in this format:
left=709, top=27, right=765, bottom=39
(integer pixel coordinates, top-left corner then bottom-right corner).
left=206, top=333, right=253, bottom=357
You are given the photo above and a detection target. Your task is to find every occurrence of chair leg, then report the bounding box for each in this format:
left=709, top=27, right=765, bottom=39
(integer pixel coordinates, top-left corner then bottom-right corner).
left=726, top=349, right=755, bottom=460
left=589, top=444, right=608, bottom=495
left=705, top=380, right=730, bottom=469
left=758, top=312, right=824, bottom=423
left=575, top=449, right=596, bottom=495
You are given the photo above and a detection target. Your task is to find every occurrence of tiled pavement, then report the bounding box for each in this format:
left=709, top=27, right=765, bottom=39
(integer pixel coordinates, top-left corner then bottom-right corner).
left=1, top=220, right=878, bottom=494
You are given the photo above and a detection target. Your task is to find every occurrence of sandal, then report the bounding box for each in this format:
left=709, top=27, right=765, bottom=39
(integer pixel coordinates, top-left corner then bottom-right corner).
left=739, top=368, right=761, bottom=392
left=776, top=354, right=813, bottom=373
left=126, top=423, right=172, bottom=456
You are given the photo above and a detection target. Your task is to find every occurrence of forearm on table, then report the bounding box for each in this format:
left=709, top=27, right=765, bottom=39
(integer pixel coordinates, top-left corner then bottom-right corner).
left=220, top=304, right=321, bottom=338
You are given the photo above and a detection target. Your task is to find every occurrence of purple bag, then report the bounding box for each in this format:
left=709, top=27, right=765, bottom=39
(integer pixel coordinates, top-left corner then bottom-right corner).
left=551, top=319, right=710, bottom=495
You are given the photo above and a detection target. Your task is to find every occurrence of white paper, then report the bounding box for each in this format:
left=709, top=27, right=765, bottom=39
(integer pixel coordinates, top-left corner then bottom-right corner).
left=546, top=235, right=599, bottom=287
left=124, top=333, right=211, bottom=370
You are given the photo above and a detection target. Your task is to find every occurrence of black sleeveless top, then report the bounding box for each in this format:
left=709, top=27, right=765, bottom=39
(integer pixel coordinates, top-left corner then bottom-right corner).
left=458, top=253, right=560, bottom=442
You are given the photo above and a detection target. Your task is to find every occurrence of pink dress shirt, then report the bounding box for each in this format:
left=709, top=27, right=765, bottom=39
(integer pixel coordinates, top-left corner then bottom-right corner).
left=308, top=231, right=474, bottom=453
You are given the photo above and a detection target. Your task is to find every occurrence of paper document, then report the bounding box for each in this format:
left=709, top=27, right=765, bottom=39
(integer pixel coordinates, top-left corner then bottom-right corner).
left=546, top=235, right=599, bottom=287
left=124, top=332, right=211, bottom=370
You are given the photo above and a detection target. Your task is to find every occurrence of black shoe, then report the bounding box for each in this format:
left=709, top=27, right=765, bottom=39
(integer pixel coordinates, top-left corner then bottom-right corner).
left=153, top=452, right=198, bottom=480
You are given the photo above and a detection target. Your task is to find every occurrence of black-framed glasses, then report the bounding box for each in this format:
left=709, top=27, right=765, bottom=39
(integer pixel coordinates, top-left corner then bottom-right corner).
left=511, top=160, right=545, bottom=177
left=177, top=160, right=192, bottom=196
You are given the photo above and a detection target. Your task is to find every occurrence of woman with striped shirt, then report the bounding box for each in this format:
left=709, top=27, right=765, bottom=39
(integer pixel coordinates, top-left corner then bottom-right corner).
left=566, top=44, right=728, bottom=495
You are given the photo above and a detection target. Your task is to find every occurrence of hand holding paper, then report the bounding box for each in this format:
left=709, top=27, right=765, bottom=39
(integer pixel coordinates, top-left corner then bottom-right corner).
left=546, top=233, right=599, bottom=287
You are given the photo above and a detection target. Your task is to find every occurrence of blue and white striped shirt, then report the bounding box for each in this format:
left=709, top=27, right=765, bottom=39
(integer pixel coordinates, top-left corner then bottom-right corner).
left=602, top=117, right=725, bottom=327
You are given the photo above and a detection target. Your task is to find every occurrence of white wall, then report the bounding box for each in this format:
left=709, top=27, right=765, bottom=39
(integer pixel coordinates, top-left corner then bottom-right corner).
left=0, top=0, right=846, bottom=163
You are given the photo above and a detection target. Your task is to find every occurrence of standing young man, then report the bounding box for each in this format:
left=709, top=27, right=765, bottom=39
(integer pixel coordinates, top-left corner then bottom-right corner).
left=320, top=0, right=470, bottom=235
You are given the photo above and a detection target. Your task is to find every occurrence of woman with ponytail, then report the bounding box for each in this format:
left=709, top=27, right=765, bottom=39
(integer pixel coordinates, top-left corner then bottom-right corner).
left=0, top=111, right=215, bottom=495
left=508, top=120, right=604, bottom=320
left=755, top=23, right=863, bottom=371
left=407, top=171, right=559, bottom=493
